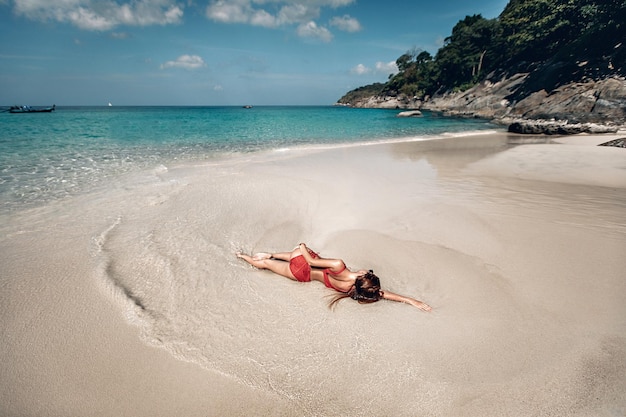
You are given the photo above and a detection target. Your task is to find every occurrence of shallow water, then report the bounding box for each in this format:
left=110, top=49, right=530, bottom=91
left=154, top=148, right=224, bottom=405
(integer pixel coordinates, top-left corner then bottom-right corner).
left=0, top=106, right=496, bottom=211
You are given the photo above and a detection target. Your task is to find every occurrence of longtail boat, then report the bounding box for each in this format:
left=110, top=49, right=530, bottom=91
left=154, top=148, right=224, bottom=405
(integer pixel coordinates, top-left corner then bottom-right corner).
left=9, top=104, right=55, bottom=113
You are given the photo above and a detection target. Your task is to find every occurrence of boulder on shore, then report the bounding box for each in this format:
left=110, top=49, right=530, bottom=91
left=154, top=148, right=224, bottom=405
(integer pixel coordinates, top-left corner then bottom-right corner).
left=598, top=138, right=626, bottom=148
left=507, top=120, right=619, bottom=135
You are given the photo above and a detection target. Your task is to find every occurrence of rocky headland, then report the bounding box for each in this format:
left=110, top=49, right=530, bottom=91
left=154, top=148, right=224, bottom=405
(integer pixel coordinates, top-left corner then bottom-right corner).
left=337, top=74, right=626, bottom=135
left=337, top=0, right=625, bottom=139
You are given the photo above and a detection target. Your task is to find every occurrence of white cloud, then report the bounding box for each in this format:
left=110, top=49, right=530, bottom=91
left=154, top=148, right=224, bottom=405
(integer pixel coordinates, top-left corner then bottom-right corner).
left=9, top=0, right=357, bottom=39
left=12, top=0, right=184, bottom=31
left=299, top=0, right=355, bottom=7
left=205, top=0, right=356, bottom=41
left=329, top=14, right=361, bottom=32
left=277, top=4, right=318, bottom=24
left=375, top=61, right=398, bottom=74
left=110, top=31, right=131, bottom=39
left=213, top=84, right=223, bottom=91
left=297, top=21, right=332, bottom=42
left=206, top=0, right=250, bottom=24
left=207, top=1, right=319, bottom=27
left=351, top=61, right=398, bottom=76
left=160, top=55, right=206, bottom=70
left=250, top=9, right=278, bottom=28
left=69, top=7, right=115, bottom=30
left=350, top=63, right=370, bottom=75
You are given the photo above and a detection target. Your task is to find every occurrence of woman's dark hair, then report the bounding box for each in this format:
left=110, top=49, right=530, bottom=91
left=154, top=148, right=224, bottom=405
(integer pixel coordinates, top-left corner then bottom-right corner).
left=328, top=270, right=383, bottom=309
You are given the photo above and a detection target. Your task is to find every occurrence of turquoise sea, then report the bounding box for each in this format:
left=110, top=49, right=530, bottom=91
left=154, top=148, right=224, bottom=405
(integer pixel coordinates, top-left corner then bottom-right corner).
left=0, top=106, right=497, bottom=211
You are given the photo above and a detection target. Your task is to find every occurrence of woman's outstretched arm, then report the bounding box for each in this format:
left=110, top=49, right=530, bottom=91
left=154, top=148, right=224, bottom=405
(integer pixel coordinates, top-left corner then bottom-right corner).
left=381, top=290, right=432, bottom=312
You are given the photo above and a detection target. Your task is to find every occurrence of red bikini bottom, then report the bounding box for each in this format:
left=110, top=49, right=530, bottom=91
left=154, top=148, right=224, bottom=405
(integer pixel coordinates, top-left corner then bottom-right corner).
left=289, top=249, right=319, bottom=282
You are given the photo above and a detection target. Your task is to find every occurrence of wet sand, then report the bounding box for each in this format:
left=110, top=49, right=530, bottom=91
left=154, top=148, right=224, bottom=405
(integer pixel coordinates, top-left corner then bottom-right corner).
left=1, top=131, right=625, bottom=416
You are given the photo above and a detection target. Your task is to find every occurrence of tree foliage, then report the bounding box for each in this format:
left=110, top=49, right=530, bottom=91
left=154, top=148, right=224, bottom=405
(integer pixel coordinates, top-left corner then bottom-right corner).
left=338, top=83, right=385, bottom=105
left=499, top=0, right=618, bottom=64
left=340, top=0, right=625, bottom=103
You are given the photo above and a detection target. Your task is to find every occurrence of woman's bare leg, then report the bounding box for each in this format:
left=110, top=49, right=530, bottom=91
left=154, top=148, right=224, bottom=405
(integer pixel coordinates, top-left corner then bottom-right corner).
left=252, top=247, right=302, bottom=262
left=271, top=250, right=299, bottom=261
left=236, top=252, right=296, bottom=280
left=249, top=251, right=291, bottom=261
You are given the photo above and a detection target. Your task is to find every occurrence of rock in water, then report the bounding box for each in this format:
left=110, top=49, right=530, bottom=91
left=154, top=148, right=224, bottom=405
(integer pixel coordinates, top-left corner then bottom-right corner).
left=397, top=110, right=422, bottom=117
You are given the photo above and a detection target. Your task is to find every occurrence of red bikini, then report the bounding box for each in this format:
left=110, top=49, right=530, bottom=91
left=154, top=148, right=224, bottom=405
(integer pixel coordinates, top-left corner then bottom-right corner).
left=289, top=249, right=348, bottom=293
left=323, top=264, right=347, bottom=292
left=289, top=252, right=317, bottom=283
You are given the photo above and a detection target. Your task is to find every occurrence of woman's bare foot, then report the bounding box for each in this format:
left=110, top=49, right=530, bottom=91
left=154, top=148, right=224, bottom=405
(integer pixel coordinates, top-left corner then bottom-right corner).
left=236, top=252, right=255, bottom=264
left=252, top=252, right=272, bottom=261
left=236, top=251, right=269, bottom=269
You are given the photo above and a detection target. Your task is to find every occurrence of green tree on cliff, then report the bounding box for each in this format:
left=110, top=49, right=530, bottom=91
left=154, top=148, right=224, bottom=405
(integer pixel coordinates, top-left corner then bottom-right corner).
left=339, top=0, right=625, bottom=104
left=433, top=14, right=501, bottom=91
left=381, top=14, right=501, bottom=97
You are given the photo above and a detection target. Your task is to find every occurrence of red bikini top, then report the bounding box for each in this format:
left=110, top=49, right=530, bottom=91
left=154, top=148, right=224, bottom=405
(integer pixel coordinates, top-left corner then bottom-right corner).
left=323, top=263, right=347, bottom=292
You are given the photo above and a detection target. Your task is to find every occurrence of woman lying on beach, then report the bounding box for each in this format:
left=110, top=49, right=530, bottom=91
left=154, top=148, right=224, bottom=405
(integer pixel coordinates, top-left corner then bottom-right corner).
left=236, top=243, right=431, bottom=311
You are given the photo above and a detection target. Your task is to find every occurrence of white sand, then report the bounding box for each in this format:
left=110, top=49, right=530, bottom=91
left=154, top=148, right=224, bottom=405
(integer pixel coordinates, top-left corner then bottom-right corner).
left=1, top=132, right=625, bottom=416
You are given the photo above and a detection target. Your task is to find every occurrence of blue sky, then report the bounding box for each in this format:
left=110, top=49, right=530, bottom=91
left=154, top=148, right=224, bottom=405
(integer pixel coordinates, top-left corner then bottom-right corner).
left=0, top=0, right=509, bottom=106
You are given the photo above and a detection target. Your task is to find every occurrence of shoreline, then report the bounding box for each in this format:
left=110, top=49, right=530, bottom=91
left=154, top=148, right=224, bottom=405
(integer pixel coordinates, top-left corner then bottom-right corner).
left=0, top=126, right=501, bottom=216
left=2, top=131, right=625, bottom=416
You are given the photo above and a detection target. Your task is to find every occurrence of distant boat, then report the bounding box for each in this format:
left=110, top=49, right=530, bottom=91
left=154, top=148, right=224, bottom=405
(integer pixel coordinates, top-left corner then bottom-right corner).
left=243, top=105, right=253, bottom=109
left=108, top=102, right=112, bottom=107
left=9, top=104, right=55, bottom=113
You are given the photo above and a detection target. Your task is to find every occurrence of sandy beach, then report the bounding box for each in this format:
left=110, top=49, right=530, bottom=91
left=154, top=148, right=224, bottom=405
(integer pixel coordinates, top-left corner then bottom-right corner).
left=1, top=131, right=625, bottom=416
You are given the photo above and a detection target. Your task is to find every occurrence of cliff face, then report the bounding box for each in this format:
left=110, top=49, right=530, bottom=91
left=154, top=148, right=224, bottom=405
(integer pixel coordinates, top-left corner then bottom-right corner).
left=421, top=75, right=626, bottom=123
left=342, top=95, right=421, bottom=109
left=340, top=74, right=626, bottom=133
